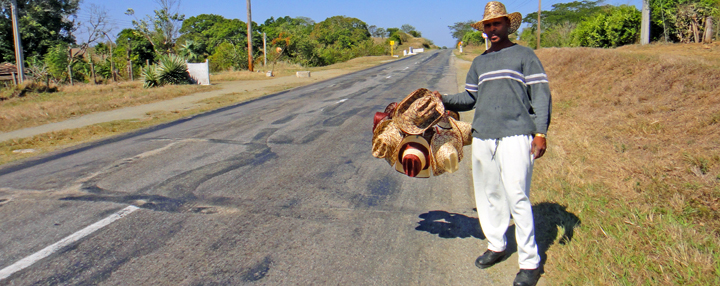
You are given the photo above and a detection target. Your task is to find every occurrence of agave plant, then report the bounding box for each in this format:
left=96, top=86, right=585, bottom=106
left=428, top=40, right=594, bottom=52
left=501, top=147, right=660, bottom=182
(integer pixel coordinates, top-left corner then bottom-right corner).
left=141, top=64, right=161, bottom=88
left=157, top=54, right=190, bottom=85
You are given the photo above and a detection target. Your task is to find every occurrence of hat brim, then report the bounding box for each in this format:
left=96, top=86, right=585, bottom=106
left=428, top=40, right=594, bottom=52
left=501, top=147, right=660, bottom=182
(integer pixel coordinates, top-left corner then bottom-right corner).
left=470, top=12, right=522, bottom=34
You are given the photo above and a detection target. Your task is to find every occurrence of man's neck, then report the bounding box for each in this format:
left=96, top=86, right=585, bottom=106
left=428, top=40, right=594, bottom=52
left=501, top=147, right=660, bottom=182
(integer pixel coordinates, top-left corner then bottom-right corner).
left=487, top=39, right=514, bottom=53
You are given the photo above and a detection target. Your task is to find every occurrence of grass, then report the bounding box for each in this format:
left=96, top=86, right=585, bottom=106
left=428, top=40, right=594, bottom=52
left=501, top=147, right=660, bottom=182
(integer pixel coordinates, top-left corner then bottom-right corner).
left=0, top=81, right=217, bottom=133
left=516, top=43, right=720, bottom=284
left=455, top=42, right=720, bottom=284
left=211, top=56, right=397, bottom=82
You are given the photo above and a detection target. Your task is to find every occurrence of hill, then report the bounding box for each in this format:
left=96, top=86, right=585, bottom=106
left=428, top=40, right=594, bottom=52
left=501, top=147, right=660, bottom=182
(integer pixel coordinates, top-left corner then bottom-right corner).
left=530, top=43, right=720, bottom=284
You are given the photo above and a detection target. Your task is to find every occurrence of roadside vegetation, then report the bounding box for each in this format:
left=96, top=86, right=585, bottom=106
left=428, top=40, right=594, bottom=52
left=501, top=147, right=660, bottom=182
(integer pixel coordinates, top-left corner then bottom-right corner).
left=449, top=0, right=720, bottom=50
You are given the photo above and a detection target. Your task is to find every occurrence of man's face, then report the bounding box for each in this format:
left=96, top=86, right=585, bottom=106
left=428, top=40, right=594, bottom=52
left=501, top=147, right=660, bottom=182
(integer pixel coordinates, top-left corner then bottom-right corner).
left=483, top=17, right=510, bottom=44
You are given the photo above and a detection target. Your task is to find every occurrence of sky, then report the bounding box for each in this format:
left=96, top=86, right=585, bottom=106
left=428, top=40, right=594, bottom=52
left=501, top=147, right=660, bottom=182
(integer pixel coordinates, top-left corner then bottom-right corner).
left=76, top=0, right=642, bottom=48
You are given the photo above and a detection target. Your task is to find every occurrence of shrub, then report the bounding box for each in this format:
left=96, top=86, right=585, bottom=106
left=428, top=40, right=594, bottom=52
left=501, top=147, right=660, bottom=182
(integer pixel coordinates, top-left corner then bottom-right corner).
left=142, top=54, right=190, bottom=88
left=571, top=5, right=641, bottom=48
left=141, top=64, right=160, bottom=88
left=157, top=54, right=191, bottom=85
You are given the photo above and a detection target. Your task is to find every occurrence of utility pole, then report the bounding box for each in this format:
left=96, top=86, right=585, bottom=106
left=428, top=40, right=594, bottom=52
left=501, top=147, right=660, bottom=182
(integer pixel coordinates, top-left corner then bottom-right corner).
left=10, top=0, right=25, bottom=84
left=263, top=32, right=267, bottom=67
left=537, top=0, right=542, bottom=49
left=641, top=0, right=650, bottom=44
left=67, top=47, right=74, bottom=86
left=247, top=0, right=253, bottom=71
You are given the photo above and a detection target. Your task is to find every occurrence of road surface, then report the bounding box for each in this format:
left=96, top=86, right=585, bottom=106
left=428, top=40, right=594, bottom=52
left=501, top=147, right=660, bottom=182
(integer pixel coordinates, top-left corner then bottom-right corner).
left=0, top=50, right=523, bottom=285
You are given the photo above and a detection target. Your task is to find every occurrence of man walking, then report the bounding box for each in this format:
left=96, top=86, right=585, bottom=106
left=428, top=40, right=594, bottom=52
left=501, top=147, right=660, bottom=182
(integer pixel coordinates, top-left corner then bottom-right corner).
left=438, top=2, right=551, bottom=286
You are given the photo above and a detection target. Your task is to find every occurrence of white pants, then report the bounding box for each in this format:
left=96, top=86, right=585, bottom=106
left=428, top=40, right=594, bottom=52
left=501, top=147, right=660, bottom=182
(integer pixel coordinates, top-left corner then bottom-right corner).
left=471, top=135, right=540, bottom=269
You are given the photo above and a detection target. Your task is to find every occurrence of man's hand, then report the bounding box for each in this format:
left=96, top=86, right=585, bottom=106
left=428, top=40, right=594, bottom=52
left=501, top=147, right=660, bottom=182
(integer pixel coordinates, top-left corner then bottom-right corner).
left=531, top=136, right=546, bottom=159
left=433, top=91, right=443, bottom=99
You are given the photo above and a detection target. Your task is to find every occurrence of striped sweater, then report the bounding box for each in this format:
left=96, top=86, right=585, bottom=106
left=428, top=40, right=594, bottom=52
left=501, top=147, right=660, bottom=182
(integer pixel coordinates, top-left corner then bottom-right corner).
left=443, top=44, right=552, bottom=140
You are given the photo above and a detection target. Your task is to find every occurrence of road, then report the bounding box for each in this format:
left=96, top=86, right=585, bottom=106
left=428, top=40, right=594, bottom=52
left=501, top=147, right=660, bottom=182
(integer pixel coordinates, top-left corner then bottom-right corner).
left=0, top=50, right=521, bottom=285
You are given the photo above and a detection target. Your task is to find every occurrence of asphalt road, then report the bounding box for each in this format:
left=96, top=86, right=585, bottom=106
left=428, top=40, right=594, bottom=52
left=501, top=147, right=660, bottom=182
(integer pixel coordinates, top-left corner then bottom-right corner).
left=0, top=50, right=521, bottom=285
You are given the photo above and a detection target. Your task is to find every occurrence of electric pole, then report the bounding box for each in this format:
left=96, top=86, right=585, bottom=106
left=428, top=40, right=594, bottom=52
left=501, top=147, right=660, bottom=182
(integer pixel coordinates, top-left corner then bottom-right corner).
left=247, top=0, right=253, bottom=72
left=537, top=0, right=542, bottom=49
left=641, top=0, right=650, bottom=44
left=10, top=0, right=25, bottom=84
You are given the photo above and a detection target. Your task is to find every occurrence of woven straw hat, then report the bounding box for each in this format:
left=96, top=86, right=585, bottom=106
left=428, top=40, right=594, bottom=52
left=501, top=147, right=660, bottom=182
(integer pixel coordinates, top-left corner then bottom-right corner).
left=452, top=118, right=474, bottom=146
left=372, top=119, right=403, bottom=166
left=394, top=135, right=432, bottom=178
left=430, top=117, right=465, bottom=176
left=394, top=88, right=445, bottom=135
left=470, top=2, right=522, bottom=34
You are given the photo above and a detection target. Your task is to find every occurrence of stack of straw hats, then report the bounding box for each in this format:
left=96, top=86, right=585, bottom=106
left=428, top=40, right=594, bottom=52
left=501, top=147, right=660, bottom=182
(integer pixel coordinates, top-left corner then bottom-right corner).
left=372, top=88, right=473, bottom=178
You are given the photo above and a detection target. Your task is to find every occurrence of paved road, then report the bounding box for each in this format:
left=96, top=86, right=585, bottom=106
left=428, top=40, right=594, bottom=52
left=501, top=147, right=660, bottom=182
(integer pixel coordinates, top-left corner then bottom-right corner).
left=0, top=50, right=520, bottom=285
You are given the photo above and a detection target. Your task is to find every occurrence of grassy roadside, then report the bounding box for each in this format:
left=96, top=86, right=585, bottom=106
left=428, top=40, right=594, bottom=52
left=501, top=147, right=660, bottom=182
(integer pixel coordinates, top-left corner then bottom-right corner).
left=0, top=56, right=396, bottom=166
left=456, top=43, right=720, bottom=284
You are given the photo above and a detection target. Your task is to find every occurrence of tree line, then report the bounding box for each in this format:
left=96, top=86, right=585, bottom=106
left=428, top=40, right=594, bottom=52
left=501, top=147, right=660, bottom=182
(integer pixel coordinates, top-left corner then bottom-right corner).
left=449, top=0, right=719, bottom=49
left=0, top=0, right=427, bottom=86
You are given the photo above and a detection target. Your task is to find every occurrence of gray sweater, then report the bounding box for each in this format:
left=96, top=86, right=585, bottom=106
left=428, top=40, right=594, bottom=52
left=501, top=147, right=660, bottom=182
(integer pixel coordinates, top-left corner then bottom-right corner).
left=443, top=44, right=552, bottom=140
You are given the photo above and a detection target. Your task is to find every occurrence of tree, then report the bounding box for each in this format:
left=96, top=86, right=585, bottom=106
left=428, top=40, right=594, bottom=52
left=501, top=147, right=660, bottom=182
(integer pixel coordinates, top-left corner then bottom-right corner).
left=0, top=0, right=80, bottom=63
left=520, top=0, right=608, bottom=48
left=126, top=0, right=185, bottom=54
left=375, top=27, right=386, bottom=38
left=570, top=5, right=641, bottom=48
left=649, top=0, right=718, bottom=42
left=448, top=20, right=476, bottom=43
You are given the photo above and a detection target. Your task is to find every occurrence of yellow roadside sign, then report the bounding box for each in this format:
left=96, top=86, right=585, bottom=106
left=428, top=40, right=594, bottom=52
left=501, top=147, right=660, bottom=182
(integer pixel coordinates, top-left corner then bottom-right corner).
left=389, top=41, right=395, bottom=46
left=390, top=41, right=395, bottom=56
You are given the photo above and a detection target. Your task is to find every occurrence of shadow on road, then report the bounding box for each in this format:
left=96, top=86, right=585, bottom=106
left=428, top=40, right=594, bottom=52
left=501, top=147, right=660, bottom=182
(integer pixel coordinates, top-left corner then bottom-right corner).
left=415, top=202, right=580, bottom=267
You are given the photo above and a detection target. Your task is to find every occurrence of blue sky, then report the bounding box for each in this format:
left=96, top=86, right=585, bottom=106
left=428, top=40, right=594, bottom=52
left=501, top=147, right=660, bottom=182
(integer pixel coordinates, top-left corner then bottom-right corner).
left=77, top=0, right=641, bottom=48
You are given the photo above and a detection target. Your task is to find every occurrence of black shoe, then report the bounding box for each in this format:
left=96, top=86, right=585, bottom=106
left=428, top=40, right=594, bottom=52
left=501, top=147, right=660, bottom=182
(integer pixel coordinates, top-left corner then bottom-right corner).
left=513, top=268, right=541, bottom=286
left=474, top=250, right=505, bottom=269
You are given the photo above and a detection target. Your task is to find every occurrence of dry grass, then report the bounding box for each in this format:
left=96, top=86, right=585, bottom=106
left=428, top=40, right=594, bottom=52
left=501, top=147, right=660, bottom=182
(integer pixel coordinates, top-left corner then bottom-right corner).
left=210, top=56, right=397, bottom=82
left=0, top=81, right=217, bottom=133
left=528, top=44, right=720, bottom=284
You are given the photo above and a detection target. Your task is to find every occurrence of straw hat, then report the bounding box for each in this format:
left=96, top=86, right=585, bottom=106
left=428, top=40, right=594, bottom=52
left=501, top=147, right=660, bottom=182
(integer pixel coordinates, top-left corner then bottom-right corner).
left=372, top=119, right=403, bottom=166
left=394, top=135, right=432, bottom=178
left=430, top=117, right=465, bottom=176
left=470, top=2, right=522, bottom=34
left=394, top=88, right=445, bottom=135
left=452, top=118, right=474, bottom=146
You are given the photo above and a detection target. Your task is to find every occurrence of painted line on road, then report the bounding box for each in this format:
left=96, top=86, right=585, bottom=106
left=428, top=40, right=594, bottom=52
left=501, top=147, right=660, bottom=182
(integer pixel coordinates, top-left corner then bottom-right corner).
left=336, top=98, right=348, bottom=103
left=0, top=205, right=140, bottom=281
left=404, top=67, right=409, bottom=70
left=386, top=75, right=392, bottom=79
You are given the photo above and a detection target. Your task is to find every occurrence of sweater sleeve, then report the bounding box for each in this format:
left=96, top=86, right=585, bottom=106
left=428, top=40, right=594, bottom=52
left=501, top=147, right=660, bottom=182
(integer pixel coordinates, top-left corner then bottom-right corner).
left=523, top=53, right=552, bottom=134
left=441, top=58, right=479, bottom=112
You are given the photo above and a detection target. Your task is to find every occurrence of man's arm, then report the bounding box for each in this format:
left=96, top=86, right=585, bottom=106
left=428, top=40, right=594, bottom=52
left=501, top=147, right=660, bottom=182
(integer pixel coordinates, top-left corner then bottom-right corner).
left=440, top=59, right=480, bottom=112
left=524, top=54, right=552, bottom=159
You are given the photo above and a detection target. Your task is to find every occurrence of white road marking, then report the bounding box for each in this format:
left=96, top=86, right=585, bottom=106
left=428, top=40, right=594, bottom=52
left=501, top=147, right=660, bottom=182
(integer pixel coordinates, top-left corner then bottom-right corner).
left=404, top=67, right=409, bottom=70
left=0, top=205, right=140, bottom=281
left=336, top=99, right=348, bottom=103
left=386, top=76, right=392, bottom=79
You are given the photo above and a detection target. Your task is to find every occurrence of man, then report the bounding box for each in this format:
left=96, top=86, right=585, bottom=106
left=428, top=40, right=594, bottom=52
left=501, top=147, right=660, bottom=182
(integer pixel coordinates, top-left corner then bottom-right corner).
left=437, top=2, right=551, bottom=286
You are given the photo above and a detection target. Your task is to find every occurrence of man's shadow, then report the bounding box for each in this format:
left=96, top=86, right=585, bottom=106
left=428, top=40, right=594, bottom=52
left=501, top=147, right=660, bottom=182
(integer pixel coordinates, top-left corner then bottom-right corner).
left=415, top=202, right=580, bottom=267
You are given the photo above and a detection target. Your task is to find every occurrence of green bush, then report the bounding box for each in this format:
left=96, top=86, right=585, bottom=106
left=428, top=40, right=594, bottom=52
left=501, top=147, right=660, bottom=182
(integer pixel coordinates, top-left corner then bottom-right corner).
left=141, top=64, right=160, bottom=88
left=571, top=5, right=641, bottom=48
left=142, top=54, right=190, bottom=88
left=157, top=54, right=190, bottom=85
left=462, top=31, right=485, bottom=46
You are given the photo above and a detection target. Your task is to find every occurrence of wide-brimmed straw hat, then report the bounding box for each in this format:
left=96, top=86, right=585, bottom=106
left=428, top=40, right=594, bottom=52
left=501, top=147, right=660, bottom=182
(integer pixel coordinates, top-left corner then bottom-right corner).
left=372, top=119, right=403, bottom=166
left=470, top=2, right=522, bottom=34
left=394, top=88, right=445, bottom=135
left=430, top=117, right=465, bottom=176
